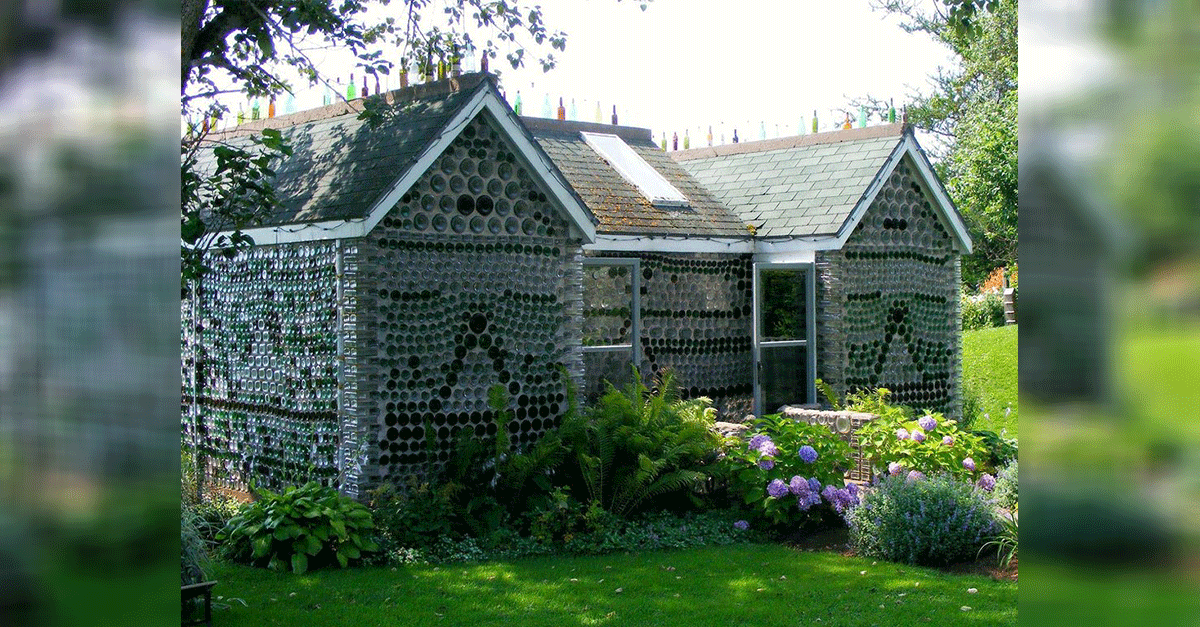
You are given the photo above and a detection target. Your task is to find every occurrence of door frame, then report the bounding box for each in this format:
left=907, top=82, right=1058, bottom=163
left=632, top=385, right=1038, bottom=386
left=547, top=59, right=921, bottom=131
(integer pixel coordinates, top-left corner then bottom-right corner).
left=752, top=262, right=816, bottom=416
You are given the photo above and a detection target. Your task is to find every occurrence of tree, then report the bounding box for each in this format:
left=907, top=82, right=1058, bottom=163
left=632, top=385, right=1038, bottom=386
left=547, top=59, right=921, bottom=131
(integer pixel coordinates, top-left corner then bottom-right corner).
left=181, top=0, right=649, bottom=293
left=854, top=0, right=1017, bottom=288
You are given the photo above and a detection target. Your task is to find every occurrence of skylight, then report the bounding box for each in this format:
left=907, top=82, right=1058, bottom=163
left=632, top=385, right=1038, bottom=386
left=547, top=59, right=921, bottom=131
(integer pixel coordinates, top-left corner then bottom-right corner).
left=580, top=132, right=690, bottom=208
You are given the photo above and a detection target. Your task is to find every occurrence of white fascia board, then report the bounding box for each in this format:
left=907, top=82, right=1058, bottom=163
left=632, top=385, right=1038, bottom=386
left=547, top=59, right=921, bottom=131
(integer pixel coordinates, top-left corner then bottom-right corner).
left=752, top=237, right=842, bottom=253
left=899, top=134, right=974, bottom=254
left=753, top=249, right=815, bottom=264
left=227, top=86, right=597, bottom=246
left=832, top=138, right=907, bottom=250
left=832, top=136, right=973, bottom=254
left=480, top=97, right=597, bottom=243
left=236, top=218, right=369, bottom=246
left=587, top=234, right=752, bottom=254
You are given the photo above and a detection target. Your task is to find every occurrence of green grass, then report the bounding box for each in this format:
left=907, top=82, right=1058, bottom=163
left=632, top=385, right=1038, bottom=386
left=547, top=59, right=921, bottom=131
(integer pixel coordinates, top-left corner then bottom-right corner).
left=1119, top=320, right=1200, bottom=442
left=961, top=325, right=1017, bottom=437
left=210, top=544, right=1016, bottom=626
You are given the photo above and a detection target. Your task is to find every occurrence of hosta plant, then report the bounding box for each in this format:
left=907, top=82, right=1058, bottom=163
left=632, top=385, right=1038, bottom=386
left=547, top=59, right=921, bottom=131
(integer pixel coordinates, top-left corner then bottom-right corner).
left=722, top=412, right=857, bottom=529
left=217, top=481, right=378, bottom=574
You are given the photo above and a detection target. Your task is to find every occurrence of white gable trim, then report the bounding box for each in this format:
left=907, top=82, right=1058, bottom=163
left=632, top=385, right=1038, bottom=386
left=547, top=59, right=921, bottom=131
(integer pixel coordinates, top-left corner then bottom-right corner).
left=588, top=234, right=752, bottom=254
left=228, top=85, right=596, bottom=246
left=832, top=135, right=973, bottom=254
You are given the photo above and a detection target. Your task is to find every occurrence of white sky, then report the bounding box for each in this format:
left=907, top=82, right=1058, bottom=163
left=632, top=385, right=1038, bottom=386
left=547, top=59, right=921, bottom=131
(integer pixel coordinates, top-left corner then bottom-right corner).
left=210, top=0, right=957, bottom=148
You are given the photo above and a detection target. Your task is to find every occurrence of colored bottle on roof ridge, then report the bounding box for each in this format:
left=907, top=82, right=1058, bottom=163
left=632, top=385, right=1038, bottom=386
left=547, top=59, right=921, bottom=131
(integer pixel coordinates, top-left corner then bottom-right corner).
left=661, top=132, right=667, bottom=151
left=888, top=98, right=896, bottom=124
left=286, top=93, right=296, bottom=114
left=514, top=91, right=522, bottom=115
left=611, top=105, right=618, bottom=125
left=672, top=132, right=678, bottom=151
left=858, top=106, right=866, bottom=128
left=557, top=97, right=566, bottom=120
left=375, top=74, right=381, bottom=96
left=683, top=129, right=690, bottom=149
left=842, top=113, right=852, bottom=129
left=707, top=125, right=713, bottom=146
left=569, top=98, right=577, bottom=121
left=251, top=98, right=260, bottom=120
left=268, top=96, right=276, bottom=118
left=347, top=75, right=356, bottom=100
left=812, top=110, right=818, bottom=133
left=732, top=129, right=739, bottom=143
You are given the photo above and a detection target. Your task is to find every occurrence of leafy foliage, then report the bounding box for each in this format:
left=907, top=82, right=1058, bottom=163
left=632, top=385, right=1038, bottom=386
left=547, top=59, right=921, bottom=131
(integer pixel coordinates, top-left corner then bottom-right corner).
left=992, top=460, right=1018, bottom=510
left=980, top=506, right=1017, bottom=567
left=558, top=368, right=720, bottom=517
left=181, top=503, right=210, bottom=586
left=970, top=428, right=1018, bottom=469
left=366, top=479, right=456, bottom=556
left=961, top=290, right=1005, bottom=330
left=847, top=473, right=998, bottom=567
left=217, top=482, right=379, bottom=574
left=721, top=414, right=853, bottom=529
left=857, top=0, right=1016, bottom=289
left=850, top=388, right=987, bottom=479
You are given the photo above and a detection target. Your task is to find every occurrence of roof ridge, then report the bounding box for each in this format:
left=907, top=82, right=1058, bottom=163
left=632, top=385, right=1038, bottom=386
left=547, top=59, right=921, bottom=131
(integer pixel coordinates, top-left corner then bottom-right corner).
left=208, top=73, right=494, bottom=140
left=669, top=123, right=907, bottom=161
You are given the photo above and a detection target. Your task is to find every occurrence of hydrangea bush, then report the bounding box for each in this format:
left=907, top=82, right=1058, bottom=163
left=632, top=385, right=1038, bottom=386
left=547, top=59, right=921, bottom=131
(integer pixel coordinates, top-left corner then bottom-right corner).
left=845, top=473, right=998, bottom=567
left=722, top=413, right=856, bottom=528
left=851, top=388, right=988, bottom=480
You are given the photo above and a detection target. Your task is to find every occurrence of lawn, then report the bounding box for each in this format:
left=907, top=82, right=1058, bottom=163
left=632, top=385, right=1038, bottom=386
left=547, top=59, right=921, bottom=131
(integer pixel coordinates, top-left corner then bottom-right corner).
left=209, top=543, right=1016, bottom=626
left=961, top=325, right=1017, bottom=437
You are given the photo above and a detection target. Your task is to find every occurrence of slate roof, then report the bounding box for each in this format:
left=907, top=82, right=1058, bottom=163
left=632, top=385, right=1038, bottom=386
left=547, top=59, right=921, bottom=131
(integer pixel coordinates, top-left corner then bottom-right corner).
left=673, top=124, right=906, bottom=238
left=524, top=118, right=749, bottom=237
left=200, top=75, right=491, bottom=228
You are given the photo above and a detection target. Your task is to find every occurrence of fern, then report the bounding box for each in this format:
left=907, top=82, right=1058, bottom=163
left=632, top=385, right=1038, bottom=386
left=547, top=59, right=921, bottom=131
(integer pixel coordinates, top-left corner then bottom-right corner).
left=815, top=378, right=843, bottom=410
left=561, top=367, right=719, bottom=517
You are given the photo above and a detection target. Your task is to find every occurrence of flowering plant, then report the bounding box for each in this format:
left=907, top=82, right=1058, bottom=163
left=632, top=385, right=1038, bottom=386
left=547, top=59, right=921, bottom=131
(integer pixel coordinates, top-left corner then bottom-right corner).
left=851, top=388, right=987, bottom=481
left=721, top=413, right=854, bottom=528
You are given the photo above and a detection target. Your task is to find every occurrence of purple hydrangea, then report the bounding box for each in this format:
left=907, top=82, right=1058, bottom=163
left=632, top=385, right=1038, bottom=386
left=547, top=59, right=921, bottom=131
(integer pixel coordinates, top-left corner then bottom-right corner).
left=807, top=477, right=822, bottom=492
left=796, top=489, right=823, bottom=512
left=976, top=473, right=996, bottom=492
left=942, top=435, right=955, bottom=446
left=962, top=457, right=976, bottom=471
left=789, top=475, right=808, bottom=496
left=896, top=428, right=910, bottom=440
left=846, top=483, right=860, bottom=500
left=734, top=520, right=749, bottom=530
left=911, top=429, right=926, bottom=442
left=821, top=485, right=859, bottom=514
left=906, top=470, right=926, bottom=482
left=767, top=478, right=789, bottom=498
left=758, top=458, right=775, bottom=470
left=888, top=461, right=904, bottom=476
left=748, top=434, right=771, bottom=452
left=917, top=415, right=938, bottom=432
left=798, top=445, right=818, bottom=464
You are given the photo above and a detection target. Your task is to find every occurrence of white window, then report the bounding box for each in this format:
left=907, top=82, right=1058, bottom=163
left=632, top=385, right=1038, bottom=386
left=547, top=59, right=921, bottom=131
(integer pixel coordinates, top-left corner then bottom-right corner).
left=580, top=132, right=690, bottom=208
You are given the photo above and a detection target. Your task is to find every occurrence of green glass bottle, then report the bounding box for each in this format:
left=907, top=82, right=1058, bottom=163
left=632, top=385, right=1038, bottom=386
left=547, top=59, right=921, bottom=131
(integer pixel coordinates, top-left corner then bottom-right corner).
left=347, top=75, right=356, bottom=100
left=811, top=110, right=818, bottom=133
left=514, top=91, right=522, bottom=115
left=251, top=99, right=261, bottom=120
left=888, top=98, right=896, bottom=124
left=661, top=132, right=667, bottom=151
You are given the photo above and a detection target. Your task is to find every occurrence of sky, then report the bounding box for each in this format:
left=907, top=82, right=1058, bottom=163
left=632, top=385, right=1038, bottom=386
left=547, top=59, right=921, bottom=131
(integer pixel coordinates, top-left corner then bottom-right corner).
left=210, top=0, right=957, bottom=149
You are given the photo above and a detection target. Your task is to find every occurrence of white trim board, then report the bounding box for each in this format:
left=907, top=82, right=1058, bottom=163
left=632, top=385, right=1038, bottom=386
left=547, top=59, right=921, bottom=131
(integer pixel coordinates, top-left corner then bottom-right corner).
left=226, top=84, right=597, bottom=246
left=832, top=135, right=973, bottom=254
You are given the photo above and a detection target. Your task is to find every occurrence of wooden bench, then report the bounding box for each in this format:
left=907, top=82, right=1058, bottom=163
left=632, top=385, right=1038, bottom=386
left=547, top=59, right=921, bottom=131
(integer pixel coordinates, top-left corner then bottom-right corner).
left=182, top=580, right=217, bottom=627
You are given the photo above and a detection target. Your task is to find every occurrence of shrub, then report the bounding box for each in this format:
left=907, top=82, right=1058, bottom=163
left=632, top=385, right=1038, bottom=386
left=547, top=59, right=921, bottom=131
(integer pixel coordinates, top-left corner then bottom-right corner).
left=972, top=428, right=1018, bottom=469
left=181, top=503, right=209, bottom=585
left=721, top=413, right=855, bottom=529
left=367, top=478, right=456, bottom=555
left=847, top=473, right=998, bottom=567
left=852, top=388, right=988, bottom=480
left=993, top=460, right=1018, bottom=509
left=217, top=481, right=379, bottom=574
left=981, top=507, right=1018, bottom=567
left=528, top=488, right=620, bottom=546
left=435, top=384, right=568, bottom=537
left=558, top=368, right=720, bottom=517
left=961, top=290, right=1005, bottom=330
